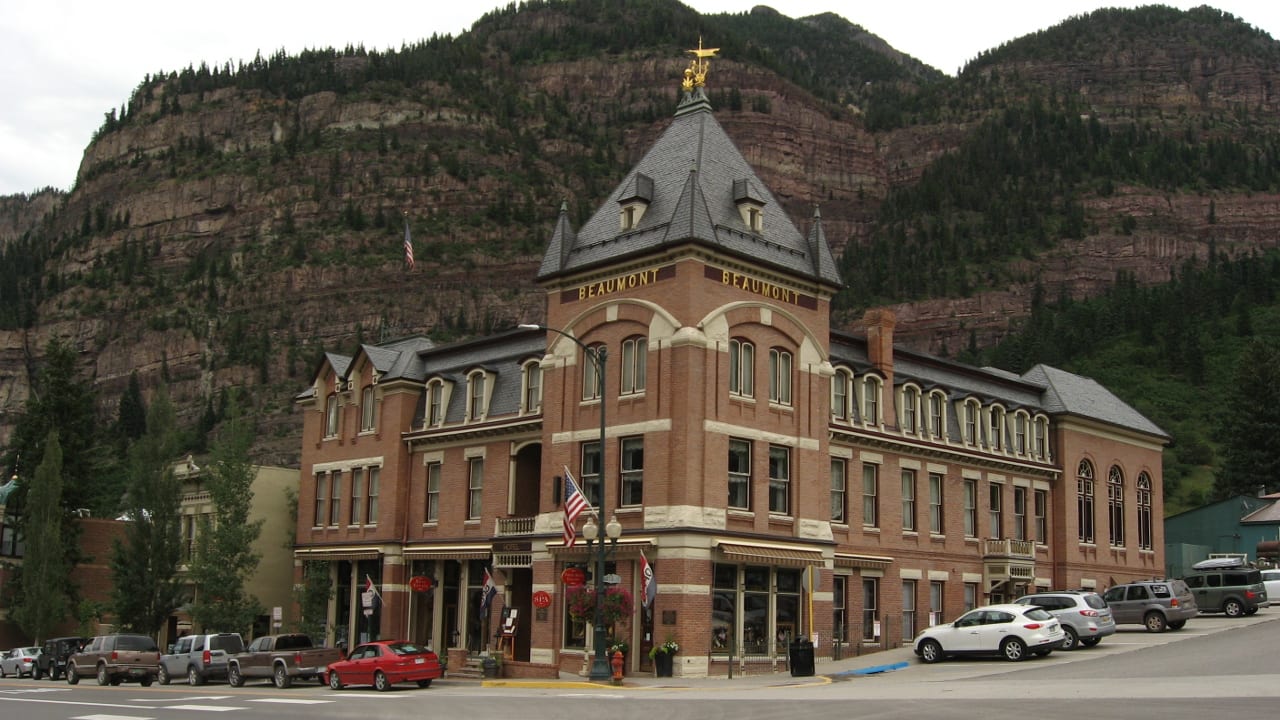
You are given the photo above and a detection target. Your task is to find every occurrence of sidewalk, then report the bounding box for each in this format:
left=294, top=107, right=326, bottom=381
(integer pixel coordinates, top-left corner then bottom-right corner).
left=481, top=645, right=919, bottom=690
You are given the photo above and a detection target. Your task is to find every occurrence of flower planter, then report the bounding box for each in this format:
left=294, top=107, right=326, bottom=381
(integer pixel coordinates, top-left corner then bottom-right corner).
left=654, top=652, right=674, bottom=677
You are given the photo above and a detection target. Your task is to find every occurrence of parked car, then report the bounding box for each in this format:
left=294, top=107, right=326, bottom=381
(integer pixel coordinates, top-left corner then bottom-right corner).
left=1014, top=590, right=1116, bottom=650
left=67, top=634, right=161, bottom=686
left=322, top=640, right=443, bottom=691
left=227, top=633, right=343, bottom=689
left=1101, top=579, right=1198, bottom=632
left=159, top=632, right=245, bottom=685
left=913, top=603, right=1062, bottom=663
left=0, top=647, right=40, bottom=677
left=1182, top=558, right=1269, bottom=616
left=32, top=636, right=87, bottom=680
left=1262, top=568, right=1280, bottom=602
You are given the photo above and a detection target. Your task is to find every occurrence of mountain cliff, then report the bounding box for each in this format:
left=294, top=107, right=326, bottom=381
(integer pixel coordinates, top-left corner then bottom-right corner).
left=2, top=0, right=1278, bottom=472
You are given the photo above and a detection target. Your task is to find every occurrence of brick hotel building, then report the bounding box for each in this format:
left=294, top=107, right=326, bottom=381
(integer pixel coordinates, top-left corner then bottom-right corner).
left=293, top=51, right=1169, bottom=677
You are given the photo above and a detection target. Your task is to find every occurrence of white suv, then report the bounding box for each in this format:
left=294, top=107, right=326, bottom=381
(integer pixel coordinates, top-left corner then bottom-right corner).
left=1015, top=591, right=1116, bottom=650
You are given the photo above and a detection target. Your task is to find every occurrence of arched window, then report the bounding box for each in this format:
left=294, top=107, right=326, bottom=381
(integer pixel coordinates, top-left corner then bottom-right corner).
left=620, top=336, right=647, bottom=395
left=862, top=376, right=881, bottom=426
left=988, top=406, right=1005, bottom=451
left=360, top=385, right=376, bottom=432
left=963, top=399, right=980, bottom=445
left=729, top=339, right=754, bottom=398
left=831, top=368, right=851, bottom=421
left=426, top=380, right=445, bottom=426
left=928, top=392, right=945, bottom=439
left=1077, top=460, right=1095, bottom=543
left=1108, top=465, right=1125, bottom=547
left=1137, top=472, right=1153, bottom=550
left=769, top=348, right=792, bottom=405
left=522, top=360, right=542, bottom=414
left=901, top=386, right=919, bottom=434
left=325, top=393, right=339, bottom=437
left=1034, top=416, right=1049, bottom=459
left=1013, top=412, right=1028, bottom=455
left=468, top=371, right=488, bottom=421
left=582, top=344, right=604, bottom=401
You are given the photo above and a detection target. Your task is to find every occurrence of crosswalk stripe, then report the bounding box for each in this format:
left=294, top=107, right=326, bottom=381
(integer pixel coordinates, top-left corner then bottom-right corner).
left=249, top=698, right=332, bottom=704
left=71, top=715, right=154, bottom=720
left=163, top=705, right=244, bottom=712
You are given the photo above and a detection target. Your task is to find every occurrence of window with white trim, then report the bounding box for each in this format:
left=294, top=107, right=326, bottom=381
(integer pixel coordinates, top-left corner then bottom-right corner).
left=582, top=441, right=602, bottom=508
left=1014, top=412, right=1028, bottom=455
left=832, top=369, right=851, bottom=421
left=468, top=371, right=488, bottom=421
left=988, top=482, right=1002, bottom=539
left=988, top=406, right=1004, bottom=450
left=964, top=399, right=979, bottom=445
left=862, top=578, right=879, bottom=641
left=1013, top=486, right=1027, bottom=541
left=313, top=472, right=326, bottom=527
left=350, top=467, right=365, bottom=525
left=768, top=348, right=792, bottom=405
left=831, top=458, right=847, bottom=523
left=426, top=380, right=444, bottom=427
left=1108, top=465, right=1125, bottom=547
left=325, top=393, right=339, bottom=437
left=621, top=437, right=644, bottom=506
left=426, top=462, right=441, bottom=522
left=360, top=385, right=376, bottom=432
left=902, top=579, right=918, bottom=640
left=1078, top=460, right=1095, bottom=543
left=1034, top=416, right=1049, bottom=459
left=522, top=360, right=542, bottom=414
left=365, top=467, right=379, bottom=525
left=901, top=386, right=918, bottom=434
left=582, top=345, right=604, bottom=401
left=862, top=463, right=879, bottom=528
left=620, top=336, right=647, bottom=395
left=328, top=470, right=342, bottom=526
left=963, top=479, right=977, bottom=538
left=862, top=376, right=881, bottom=426
left=1137, top=472, right=1153, bottom=550
left=901, top=469, right=917, bottom=532
left=768, top=445, right=790, bottom=514
left=929, top=472, right=944, bottom=534
left=1034, top=488, right=1048, bottom=544
left=928, top=392, right=944, bottom=439
left=467, top=457, right=484, bottom=520
left=729, top=339, right=754, bottom=398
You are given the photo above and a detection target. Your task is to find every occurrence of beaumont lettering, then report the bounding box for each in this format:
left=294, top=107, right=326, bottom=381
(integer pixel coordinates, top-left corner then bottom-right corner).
left=720, top=270, right=799, bottom=305
left=577, top=268, right=660, bottom=300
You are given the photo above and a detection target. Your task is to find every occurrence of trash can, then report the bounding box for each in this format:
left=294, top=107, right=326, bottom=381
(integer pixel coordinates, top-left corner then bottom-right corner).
left=788, top=639, right=814, bottom=677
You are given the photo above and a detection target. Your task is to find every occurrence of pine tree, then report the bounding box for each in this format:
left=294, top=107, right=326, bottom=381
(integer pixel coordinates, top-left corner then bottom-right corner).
left=117, top=371, right=148, bottom=442
left=1216, top=340, right=1280, bottom=499
left=12, top=431, right=71, bottom=643
left=110, top=387, right=184, bottom=634
left=187, top=400, right=264, bottom=634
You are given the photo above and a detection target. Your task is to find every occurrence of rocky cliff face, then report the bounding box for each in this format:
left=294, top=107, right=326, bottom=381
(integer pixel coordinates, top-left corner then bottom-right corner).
left=2, top=8, right=1279, bottom=464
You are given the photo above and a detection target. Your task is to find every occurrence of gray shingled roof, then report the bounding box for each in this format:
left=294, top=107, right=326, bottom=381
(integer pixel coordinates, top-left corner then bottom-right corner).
left=1021, top=364, right=1169, bottom=439
left=538, top=87, right=842, bottom=287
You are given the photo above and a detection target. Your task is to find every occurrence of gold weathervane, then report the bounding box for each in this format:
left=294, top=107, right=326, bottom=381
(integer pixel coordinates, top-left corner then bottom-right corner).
left=682, top=37, right=719, bottom=91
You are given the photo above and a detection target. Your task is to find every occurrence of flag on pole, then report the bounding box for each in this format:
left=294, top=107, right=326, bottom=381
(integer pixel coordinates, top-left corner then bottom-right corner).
left=640, top=550, right=656, bottom=610
left=480, top=567, right=498, bottom=612
left=364, top=575, right=382, bottom=611
left=403, top=213, right=415, bottom=270
left=562, top=466, right=592, bottom=547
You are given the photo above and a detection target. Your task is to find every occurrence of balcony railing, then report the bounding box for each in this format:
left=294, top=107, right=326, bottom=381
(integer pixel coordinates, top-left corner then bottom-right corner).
left=983, top=538, right=1035, bottom=559
left=495, top=516, right=536, bottom=537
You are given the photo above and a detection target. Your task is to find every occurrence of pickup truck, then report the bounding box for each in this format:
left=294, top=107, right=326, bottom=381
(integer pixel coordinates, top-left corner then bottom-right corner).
left=227, top=633, right=342, bottom=689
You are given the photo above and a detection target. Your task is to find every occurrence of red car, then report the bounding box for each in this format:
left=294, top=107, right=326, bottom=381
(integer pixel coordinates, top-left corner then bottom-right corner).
left=323, top=640, right=442, bottom=691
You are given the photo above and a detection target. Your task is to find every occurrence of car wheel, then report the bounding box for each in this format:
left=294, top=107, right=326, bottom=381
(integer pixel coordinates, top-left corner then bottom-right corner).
left=109, top=676, right=122, bottom=686
left=1080, top=637, right=1102, bottom=647
left=374, top=670, right=391, bottom=692
left=1167, top=620, right=1186, bottom=630
left=1, top=665, right=7, bottom=678
left=1144, top=611, right=1167, bottom=632
left=1244, top=607, right=1258, bottom=616
left=273, top=664, right=292, bottom=689
left=1000, top=637, right=1027, bottom=661
left=228, top=665, right=244, bottom=688
left=1223, top=599, right=1244, bottom=618
left=67, top=665, right=80, bottom=685
left=328, top=671, right=343, bottom=690
left=32, top=665, right=42, bottom=680
left=416, top=679, right=432, bottom=688
left=1060, top=626, right=1079, bottom=650
left=158, top=666, right=170, bottom=685
left=188, top=666, right=205, bottom=686
left=140, top=677, right=152, bottom=687
left=1035, top=648, right=1053, bottom=657
left=918, top=639, right=944, bottom=664
left=97, top=664, right=110, bottom=686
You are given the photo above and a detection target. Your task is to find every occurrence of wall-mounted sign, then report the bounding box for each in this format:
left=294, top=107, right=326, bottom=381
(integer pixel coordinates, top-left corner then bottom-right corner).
left=561, top=568, right=586, bottom=587
left=705, top=265, right=817, bottom=309
left=532, top=591, right=552, bottom=609
left=409, top=576, right=435, bottom=593
left=562, top=265, right=676, bottom=303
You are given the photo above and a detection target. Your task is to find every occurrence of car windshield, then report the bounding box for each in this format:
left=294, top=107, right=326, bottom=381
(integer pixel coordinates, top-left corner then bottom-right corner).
left=1022, top=607, right=1053, bottom=621
left=387, top=642, right=430, bottom=655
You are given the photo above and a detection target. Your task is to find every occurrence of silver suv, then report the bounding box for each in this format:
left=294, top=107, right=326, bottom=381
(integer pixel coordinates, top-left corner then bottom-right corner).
left=1014, top=591, right=1116, bottom=650
left=1101, top=579, right=1198, bottom=632
left=159, top=633, right=245, bottom=685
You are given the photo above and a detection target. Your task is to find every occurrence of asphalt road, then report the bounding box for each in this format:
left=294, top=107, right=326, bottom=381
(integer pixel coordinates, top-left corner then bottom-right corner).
left=2, top=611, right=1277, bottom=720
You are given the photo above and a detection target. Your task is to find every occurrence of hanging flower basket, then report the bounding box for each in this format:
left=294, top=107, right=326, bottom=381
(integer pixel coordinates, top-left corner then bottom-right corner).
left=566, top=585, right=634, bottom=624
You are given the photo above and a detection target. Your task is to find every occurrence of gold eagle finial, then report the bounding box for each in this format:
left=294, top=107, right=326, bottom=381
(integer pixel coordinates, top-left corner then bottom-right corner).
left=682, top=37, right=719, bottom=91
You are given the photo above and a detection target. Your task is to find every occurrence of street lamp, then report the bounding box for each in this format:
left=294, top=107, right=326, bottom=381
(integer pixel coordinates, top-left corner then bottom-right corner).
left=519, top=322, right=615, bottom=680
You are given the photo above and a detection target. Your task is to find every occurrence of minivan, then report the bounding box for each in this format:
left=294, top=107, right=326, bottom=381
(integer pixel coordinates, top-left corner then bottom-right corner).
left=1182, top=558, right=1268, bottom=616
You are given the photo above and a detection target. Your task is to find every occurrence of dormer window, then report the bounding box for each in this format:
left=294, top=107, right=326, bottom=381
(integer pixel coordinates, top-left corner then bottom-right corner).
left=467, top=370, right=489, bottom=421
left=733, top=178, right=766, bottom=233
left=618, top=173, right=653, bottom=231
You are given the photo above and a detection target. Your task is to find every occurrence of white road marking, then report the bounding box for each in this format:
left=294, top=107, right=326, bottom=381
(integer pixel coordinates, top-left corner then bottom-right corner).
left=163, top=705, right=244, bottom=712
left=72, top=715, right=154, bottom=720
left=131, top=696, right=232, bottom=702
left=249, top=698, right=333, bottom=704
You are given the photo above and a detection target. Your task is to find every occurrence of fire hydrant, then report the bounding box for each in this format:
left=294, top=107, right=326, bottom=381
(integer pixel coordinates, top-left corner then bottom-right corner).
left=610, top=649, right=624, bottom=685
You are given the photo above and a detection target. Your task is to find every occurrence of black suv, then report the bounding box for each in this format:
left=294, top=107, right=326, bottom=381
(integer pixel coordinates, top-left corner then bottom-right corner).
left=32, top=636, right=87, bottom=680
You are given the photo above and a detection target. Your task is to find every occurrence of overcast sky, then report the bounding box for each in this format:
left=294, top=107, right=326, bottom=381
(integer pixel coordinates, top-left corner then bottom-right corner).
left=2, top=1, right=1276, bottom=196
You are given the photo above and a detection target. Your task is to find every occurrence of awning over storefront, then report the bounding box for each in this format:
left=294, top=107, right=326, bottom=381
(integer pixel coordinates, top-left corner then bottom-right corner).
left=549, top=537, right=656, bottom=560
left=833, top=552, right=894, bottom=570
left=715, top=540, right=825, bottom=567
left=294, top=547, right=380, bottom=562
left=403, top=545, right=492, bottom=561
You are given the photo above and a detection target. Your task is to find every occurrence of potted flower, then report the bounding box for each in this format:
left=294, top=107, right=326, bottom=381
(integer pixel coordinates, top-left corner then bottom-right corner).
left=648, top=638, right=679, bottom=677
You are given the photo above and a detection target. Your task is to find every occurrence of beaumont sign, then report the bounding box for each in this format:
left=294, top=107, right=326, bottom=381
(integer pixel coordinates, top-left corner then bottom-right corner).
left=706, top=266, right=815, bottom=308
left=566, top=267, right=674, bottom=302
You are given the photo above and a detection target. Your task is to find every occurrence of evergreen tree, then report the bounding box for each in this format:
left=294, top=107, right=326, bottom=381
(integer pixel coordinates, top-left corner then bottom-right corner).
left=11, top=431, right=71, bottom=643
left=1215, top=340, right=1280, bottom=499
left=117, top=371, right=148, bottom=442
left=110, top=387, right=184, bottom=635
left=187, top=400, right=264, bottom=634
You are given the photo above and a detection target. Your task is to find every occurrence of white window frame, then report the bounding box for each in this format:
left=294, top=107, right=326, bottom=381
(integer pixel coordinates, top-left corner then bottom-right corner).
left=729, top=339, right=755, bottom=398
left=468, top=370, right=488, bottom=421
left=360, top=385, right=376, bottom=432
left=620, top=336, right=647, bottom=396
left=522, top=360, right=542, bottom=414
left=901, top=468, right=917, bottom=532
left=768, top=348, right=792, bottom=406
left=467, top=457, right=484, bottom=520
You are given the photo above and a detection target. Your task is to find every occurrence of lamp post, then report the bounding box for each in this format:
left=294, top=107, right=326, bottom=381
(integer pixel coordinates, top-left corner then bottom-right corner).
left=519, top=322, right=616, bottom=680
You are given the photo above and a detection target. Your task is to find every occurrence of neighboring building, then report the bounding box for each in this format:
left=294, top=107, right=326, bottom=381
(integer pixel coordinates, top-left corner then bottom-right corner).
left=293, top=48, right=1170, bottom=677
left=1165, top=492, right=1280, bottom=577
left=165, top=457, right=298, bottom=648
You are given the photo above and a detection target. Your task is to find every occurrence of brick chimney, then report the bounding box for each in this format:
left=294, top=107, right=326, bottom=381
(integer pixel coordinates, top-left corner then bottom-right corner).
left=863, top=309, right=896, bottom=428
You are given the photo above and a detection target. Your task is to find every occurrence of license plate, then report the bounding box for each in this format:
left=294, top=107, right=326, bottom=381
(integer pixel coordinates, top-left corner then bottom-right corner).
left=414, top=658, right=424, bottom=664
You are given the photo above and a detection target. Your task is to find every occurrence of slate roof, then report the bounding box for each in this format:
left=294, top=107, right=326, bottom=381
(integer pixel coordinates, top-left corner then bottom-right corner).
left=537, top=87, right=842, bottom=288
left=1022, top=364, right=1169, bottom=439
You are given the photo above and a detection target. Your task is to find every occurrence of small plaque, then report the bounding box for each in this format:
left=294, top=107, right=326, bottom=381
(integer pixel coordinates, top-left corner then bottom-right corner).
left=662, top=610, right=676, bottom=625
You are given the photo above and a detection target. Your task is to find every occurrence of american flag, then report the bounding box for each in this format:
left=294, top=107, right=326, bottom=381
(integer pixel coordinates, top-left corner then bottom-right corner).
left=563, top=466, right=592, bottom=547
left=403, top=213, right=415, bottom=270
